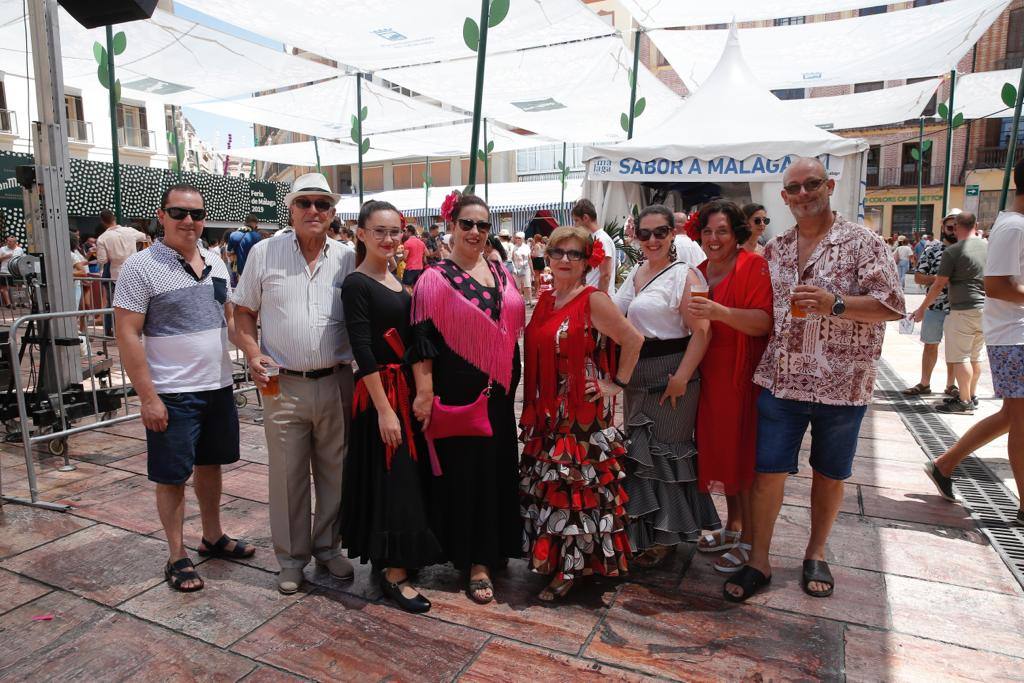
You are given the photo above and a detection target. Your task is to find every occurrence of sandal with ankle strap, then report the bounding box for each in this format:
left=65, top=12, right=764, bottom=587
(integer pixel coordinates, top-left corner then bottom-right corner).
left=198, top=534, right=256, bottom=559
left=538, top=578, right=574, bottom=602
left=901, top=383, right=931, bottom=396
left=165, top=558, right=204, bottom=592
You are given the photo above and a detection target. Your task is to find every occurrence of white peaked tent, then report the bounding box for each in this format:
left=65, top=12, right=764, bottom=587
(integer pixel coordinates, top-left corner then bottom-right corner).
left=582, top=26, right=868, bottom=234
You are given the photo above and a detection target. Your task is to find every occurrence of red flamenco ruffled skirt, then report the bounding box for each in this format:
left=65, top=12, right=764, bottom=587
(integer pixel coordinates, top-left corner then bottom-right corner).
left=519, top=403, right=631, bottom=581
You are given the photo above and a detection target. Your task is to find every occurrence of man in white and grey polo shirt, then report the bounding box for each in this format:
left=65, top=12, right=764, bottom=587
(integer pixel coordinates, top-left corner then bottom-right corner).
left=233, top=172, right=355, bottom=594
left=116, top=183, right=255, bottom=593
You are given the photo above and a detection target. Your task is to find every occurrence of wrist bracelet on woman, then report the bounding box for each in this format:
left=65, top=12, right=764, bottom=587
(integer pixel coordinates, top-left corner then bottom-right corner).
left=612, top=376, right=628, bottom=389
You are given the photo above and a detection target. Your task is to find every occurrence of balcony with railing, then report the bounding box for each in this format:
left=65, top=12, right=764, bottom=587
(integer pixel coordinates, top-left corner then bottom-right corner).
left=974, top=145, right=1024, bottom=170
left=67, top=119, right=93, bottom=144
left=870, top=166, right=949, bottom=189
left=117, top=126, right=156, bottom=151
left=0, top=109, right=17, bottom=135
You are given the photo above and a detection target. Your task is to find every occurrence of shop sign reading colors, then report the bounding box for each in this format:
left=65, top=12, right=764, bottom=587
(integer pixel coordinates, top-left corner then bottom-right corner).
left=587, top=154, right=843, bottom=182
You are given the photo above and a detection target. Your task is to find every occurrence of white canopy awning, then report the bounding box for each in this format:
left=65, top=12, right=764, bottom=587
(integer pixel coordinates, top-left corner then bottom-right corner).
left=382, top=36, right=682, bottom=144
left=782, top=78, right=942, bottom=131
left=618, top=0, right=909, bottom=28
left=178, top=0, right=613, bottom=71
left=648, top=0, right=1010, bottom=90
left=0, top=2, right=341, bottom=102
left=189, top=76, right=464, bottom=142
left=943, top=69, right=1023, bottom=121
left=215, top=140, right=398, bottom=167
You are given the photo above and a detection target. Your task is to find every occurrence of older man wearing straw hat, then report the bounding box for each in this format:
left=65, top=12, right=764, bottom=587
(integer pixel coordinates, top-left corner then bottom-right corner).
left=233, top=173, right=356, bottom=594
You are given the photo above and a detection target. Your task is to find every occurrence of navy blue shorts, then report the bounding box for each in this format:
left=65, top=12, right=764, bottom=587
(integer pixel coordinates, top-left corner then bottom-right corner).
left=402, top=268, right=423, bottom=286
left=146, top=386, right=240, bottom=485
left=754, top=391, right=867, bottom=481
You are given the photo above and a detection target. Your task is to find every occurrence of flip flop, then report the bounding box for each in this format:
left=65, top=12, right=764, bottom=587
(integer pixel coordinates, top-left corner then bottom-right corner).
left=801, top=559, right=835, bottom=598
left=722, top=565, right=771, bottom=603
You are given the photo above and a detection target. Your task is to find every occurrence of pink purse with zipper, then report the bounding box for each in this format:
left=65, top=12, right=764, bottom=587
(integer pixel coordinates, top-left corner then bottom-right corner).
left=423, top=383, right=492, bottom=476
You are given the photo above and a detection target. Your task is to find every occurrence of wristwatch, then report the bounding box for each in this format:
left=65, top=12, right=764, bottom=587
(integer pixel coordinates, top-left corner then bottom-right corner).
left=831, top=293, right=846, bottom=317
left=612, top=376, right=629, bottom=389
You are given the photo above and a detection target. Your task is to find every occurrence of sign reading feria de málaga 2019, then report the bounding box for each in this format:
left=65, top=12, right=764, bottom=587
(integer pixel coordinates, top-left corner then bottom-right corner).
left=587, top=154, right=844, bottom=182
left=249, top=182, right=278, bottom=221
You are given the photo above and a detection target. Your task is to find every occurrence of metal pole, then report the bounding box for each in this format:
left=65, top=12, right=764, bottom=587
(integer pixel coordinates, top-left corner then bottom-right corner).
left=627, top=28, right=641, bottom=140
left=560, top=141, right=567, bottom=205
left=105, top=25, right=122, bottom=223
left=466, top=0, right=491, bottom=190
left=250, top=123, right=257, bottom=178
left=999, top=66, right=1024, bottom=210
left=357, top=72, right=364, bottom=204
left=424, top=155, right=429, bottom=221
left=916, top=117, right=923, bottom=235
left=483, top=117, right=489, bottom=202
left=941, top=70, right=956, bottom=218
left=170, top=104, right=182, bottom=179
left=313, top=136, right=322, bottom=174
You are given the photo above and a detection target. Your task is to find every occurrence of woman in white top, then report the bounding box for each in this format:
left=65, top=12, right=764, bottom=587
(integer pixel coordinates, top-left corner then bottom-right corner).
left=612, top=204, right=721, bottom=568
left=893, top=235, right=914, bottom=290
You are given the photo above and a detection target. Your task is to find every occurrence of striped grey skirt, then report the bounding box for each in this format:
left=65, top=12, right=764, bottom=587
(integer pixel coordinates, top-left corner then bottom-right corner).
left=622, top=350, right=722, bottom=552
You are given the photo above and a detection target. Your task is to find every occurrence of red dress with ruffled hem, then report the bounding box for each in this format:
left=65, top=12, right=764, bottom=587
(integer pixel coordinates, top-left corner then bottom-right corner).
left=519, top=287, right=631, bottom=580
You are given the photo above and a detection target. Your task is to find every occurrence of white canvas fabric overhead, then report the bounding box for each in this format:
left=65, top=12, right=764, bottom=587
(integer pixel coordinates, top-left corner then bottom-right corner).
left=189, top=76, right=464, bottom=142
left=782, top=78, right=941, bottom=131
left=335, top=179, right=583, bottom=217
left=943, top=69, right=1023, bottom=121
left=648, top=0, right=1010, bottom=90
left=178, top=0, right=613, bottom=71
left=383, top=36, right=681, bottom=144
left=0, top=2, right=340, bottom=103
left=619, top=0, right=916, bottom=28
left=214, top=140, right=398, bottom=167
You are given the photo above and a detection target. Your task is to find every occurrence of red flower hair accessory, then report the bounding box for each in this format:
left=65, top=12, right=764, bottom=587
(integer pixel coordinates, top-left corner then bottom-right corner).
left=682, top=211, right=700, bottom=241
left=588, top=239, right=606, bottom=268
left=440, top=190, right=461, bottom=222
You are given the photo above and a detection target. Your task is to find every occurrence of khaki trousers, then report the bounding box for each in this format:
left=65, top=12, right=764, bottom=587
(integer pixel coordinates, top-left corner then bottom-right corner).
left=263, top=365, right=353, bottom=570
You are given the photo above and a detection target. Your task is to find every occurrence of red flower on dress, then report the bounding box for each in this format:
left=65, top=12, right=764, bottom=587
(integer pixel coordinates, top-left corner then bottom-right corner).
left=683, top=211, right=700, bottom=242
left=440, top=190, right=461, bottom=222
left=588, top=239, right=606, bottom=268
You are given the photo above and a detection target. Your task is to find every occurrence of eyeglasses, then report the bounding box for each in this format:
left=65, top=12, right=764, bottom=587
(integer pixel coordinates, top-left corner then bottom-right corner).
left=368, top=227, right=402, bottom=241
left=547, top=247, right=586, bottom=262
left=636, top=225, right=672, bottom=241
left=752, top=217, right=771, bottom=226
left=783, top=178, right=828, bottom=195
left=293, top=197, right=334, bottom=212
left=456, top=218, right=492, bottom=232
left=164, top=207, right=206, bottom=221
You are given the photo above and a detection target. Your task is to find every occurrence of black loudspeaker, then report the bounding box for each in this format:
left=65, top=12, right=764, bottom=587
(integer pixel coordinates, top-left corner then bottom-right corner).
left=57, top=0, right=158, bottom=29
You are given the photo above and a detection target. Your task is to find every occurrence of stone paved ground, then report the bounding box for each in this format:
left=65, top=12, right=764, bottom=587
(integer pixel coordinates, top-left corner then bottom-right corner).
left=2, top=301, right=1024, bottom=681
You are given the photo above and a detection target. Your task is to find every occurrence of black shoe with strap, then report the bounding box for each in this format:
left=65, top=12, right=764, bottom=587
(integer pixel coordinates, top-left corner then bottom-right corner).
left=165, top=557, right=204, bottom=592
left=198, top=534, right=256, bottom=559
left=379, top=571, right=431, bottom=614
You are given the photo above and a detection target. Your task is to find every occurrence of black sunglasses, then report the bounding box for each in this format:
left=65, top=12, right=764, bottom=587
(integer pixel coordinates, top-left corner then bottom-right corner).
left=636, top=225, right=672, bottom=241
left=752, top=217, right=771, bottom=226
left=547, top=247, right=586, bottom=262
left=164, top=207, right=206, bottom=221
left=783, top=178, right=827, bottom=195
left=457, top=218, right=492, bottom=232
left=293, top=197, right=334, bottom=212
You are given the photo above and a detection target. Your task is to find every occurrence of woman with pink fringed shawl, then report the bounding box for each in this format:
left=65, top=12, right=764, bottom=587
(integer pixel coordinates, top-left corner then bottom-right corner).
left=409, top=192, right=526, bottom=605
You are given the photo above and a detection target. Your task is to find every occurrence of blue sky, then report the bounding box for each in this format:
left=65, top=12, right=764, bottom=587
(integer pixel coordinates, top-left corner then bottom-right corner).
left=174, top=4, right=281, bottom=152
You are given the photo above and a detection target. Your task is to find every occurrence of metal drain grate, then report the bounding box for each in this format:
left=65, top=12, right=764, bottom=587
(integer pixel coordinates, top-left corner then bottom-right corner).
left=875, top=360, right=1024, bottom=588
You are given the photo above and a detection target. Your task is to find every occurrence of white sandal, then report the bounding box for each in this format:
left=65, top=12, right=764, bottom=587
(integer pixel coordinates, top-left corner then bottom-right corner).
left=713, top=542, right=751, bottom=574
left=697, top=529, right=741, bottom=553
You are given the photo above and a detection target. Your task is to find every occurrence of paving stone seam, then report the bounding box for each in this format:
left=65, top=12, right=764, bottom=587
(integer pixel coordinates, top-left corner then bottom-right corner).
left=0, top=515, right=97, bottom=563
left=0, top=573, right=51, bottom=618
left=576, top=581, right=624, bottom=660
left=451, top=634, right=494, bottom=680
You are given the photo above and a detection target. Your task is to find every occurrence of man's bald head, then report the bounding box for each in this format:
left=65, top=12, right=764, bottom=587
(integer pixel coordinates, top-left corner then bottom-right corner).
left=783, top=157, right=828, bottom=185
left=673, top=212, right=688, bottom=235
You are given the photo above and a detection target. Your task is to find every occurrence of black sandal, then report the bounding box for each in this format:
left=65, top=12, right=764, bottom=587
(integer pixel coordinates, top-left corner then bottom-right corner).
left=801, top=559, right=835, bottom=598
left=466, top=577, right=495, bottom=604
left=722, top=565, right=771, bottom=603
left=901, top=383, right=930, bottom=396
left=165, top=557, right=204, bottom=592
left=198, top=534, right=256, bottom=559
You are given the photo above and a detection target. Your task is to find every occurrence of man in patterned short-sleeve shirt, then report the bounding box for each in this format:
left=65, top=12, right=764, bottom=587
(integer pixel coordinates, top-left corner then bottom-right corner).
left=724, top=158, right=904, bottom=604
left=115, top=183, right=255, bottom=593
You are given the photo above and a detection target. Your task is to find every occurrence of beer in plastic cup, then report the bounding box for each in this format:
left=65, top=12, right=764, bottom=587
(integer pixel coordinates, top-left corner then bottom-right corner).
left=261, top=365, right=280, bottom=397
left=690, top=283, right=709, bottom=299
left=790, top=291, right=807, bottom=319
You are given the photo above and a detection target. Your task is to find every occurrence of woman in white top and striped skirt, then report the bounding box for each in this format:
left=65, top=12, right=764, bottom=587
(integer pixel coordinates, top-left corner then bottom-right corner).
left=613, top=205, right=722, bottom=568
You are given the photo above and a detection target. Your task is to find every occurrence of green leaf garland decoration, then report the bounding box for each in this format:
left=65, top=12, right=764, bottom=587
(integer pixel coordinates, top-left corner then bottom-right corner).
left=463, top=17, right=480, bottom=51
left=350, top=104, right=371, bottom=155
left=619, top=112, right=629, bottom=132
left=112, top=31, right=127, bottom=56
left=1002, top=82, right=1018, bottom=109
left=488, top=0, right=510, bottom=27
left=92, top=39, right=122, bottom=103
left=464, top=0, right=510, bottom=52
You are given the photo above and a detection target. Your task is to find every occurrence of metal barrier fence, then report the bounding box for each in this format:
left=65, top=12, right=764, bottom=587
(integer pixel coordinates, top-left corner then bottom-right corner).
left=0, top=306, right=258, bottom=511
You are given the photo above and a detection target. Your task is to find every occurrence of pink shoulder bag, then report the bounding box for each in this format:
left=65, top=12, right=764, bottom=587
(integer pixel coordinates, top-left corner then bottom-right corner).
left=423, top=383, right=492, bottom=476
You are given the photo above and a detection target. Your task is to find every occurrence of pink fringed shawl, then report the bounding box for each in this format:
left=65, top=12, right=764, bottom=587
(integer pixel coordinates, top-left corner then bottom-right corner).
left=411, top=261, right=526, bottom=391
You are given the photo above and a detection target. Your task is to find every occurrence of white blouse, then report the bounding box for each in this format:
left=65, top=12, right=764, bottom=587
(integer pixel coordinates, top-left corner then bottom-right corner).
left=612, top=261, right=703, bottom=339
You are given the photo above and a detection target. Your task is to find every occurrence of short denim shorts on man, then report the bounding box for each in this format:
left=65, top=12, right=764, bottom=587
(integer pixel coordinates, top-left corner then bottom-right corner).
left=146, top=386, right=240, bottom=485
left=920, top=307, right=946, bottom=345
left=755, top=391, right=868, bottom=480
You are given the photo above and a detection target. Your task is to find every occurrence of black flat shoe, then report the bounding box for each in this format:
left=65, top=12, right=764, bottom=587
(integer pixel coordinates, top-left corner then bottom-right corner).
left=379, top=571, right=431, bottom=614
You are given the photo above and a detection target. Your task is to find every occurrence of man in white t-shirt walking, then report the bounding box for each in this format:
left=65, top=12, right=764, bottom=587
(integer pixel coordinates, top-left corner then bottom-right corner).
left=925, top=159, right=1024, bottom=526
left=572, top=198, right=615, bottom=295
left=0, top=235, right=25, bottom=307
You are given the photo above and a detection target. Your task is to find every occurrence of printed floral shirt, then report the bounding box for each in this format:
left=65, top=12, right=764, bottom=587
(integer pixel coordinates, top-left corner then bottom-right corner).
left=753, top=214, right=906, bottom=406
left=915, top=241, right=949, bottom=313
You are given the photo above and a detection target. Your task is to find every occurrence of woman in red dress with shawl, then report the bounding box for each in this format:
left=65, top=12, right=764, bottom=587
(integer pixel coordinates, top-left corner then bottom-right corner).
left=520, top=226, right=644, bottom=601
left=688, top=200, right=773, bottom=574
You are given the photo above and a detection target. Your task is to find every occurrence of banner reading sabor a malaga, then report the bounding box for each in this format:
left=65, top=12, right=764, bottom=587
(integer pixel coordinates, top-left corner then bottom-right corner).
left=587, top=154, right=844, bottom=182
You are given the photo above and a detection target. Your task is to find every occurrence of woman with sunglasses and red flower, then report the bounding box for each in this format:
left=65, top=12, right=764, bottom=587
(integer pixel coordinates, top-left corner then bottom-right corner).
left=612, top=204, right=722, bottom=569
left=409, top=191, right=525, bottom=605
left=520, top=225, right=643, bottom=601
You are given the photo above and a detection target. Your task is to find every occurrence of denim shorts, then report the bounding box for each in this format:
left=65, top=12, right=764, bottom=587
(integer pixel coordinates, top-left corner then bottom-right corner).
left=755, top=391, right=867, bottom=481
left=146, top=386, right=240, bottom=485
left=920, top=308, right=946, bottom=345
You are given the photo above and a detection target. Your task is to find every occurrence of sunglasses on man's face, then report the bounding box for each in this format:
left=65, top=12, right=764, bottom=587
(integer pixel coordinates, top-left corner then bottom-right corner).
left=783, top=178, right=828, bottom=195
left=164, top=207, right=206, bottom=221
left=456, top=218, right=493, bottom=232
left=547, top=247, right=586, bottom=262
left=293, top=197, right=334, bottom=212
left=752, top=217, right=771, bottom=226
left=636, top=225, right=672, bottom=241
